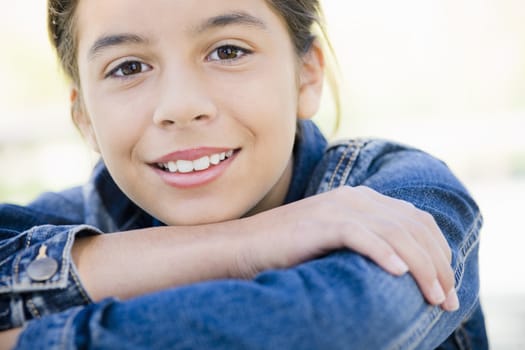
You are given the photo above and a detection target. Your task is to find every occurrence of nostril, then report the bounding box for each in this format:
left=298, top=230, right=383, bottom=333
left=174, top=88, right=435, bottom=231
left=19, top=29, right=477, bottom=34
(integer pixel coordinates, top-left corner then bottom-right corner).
left=162, top=120, right=175, bottom=126
left=153, top=112, right=213, bottom=128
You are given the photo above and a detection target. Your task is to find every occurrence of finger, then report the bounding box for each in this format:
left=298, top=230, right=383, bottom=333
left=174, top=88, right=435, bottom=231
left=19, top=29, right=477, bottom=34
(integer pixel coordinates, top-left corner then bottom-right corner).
left=338, top=221, right=410, bottom=276
left=358, top=189, right=455, bottom=301
left=334, top=186, right=458, bottom=309
left=414, top=209, right=452, bottom=263
left=441, top=287, right=460, bottom=311
left=366, top=216, right=447, bottom=306
left=402, top=217, right=458, bottom=311
left=374, top=193, right=452, bottom=264
left=394, top=238, right=447, bottom=307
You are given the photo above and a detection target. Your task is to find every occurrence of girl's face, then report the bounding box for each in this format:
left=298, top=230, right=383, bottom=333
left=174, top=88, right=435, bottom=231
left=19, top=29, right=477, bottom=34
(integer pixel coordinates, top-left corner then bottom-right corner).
left=74, top=0, right=324, bottom=225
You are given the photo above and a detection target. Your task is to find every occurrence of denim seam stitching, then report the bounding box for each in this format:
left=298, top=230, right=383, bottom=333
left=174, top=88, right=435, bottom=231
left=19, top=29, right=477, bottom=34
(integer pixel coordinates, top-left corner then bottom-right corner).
left=13, top=255, right=22, bottom=287
left=26, top=298, right=41, bottom=319
left=25, top=228, right=34, bottom=249
left=13, top=229, right=35, bottom=286
left=338, top=140, right=367, bottom=188
left=327, top=140, right=367, bottom=189
left=328, top=144, right=351, bottom=190
left=70, top=269, right=91, bottom=304
left=388, top=213, right=482, bottom=349
left=66, top=226, right=95, bottom=304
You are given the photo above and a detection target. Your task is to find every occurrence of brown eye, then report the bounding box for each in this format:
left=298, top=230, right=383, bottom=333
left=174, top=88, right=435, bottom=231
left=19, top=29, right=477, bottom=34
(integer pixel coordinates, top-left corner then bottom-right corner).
left=217, top=46, right=241, bottom=60
left=208, top=45, right=251, bottom=62
left=121, top=62, right=142, bottom=75
left=108, top=61, right=152, bottom=78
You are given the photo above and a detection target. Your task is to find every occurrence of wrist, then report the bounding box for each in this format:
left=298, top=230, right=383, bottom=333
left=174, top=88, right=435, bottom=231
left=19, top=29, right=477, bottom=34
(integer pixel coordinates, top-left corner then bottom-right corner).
left=0, top=327, right=22, bottom=350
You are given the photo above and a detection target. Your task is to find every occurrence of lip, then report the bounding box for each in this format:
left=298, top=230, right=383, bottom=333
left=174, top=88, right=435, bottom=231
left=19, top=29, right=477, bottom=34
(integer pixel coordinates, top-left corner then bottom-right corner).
left=152, top=147, right=233, bottom=163
left=150, top=148, right=239, bottom=189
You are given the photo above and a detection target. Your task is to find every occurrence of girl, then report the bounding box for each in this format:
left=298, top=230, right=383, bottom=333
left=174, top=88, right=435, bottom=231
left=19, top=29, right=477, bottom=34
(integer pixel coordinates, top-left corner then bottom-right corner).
left=0, top=0, right=487, bottom=348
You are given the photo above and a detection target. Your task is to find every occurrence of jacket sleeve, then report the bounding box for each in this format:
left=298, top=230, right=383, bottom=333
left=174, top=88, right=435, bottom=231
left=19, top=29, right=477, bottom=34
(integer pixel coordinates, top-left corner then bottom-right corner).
left=13, top=141, right=484, bottom=349
left=0, top=191, right=101, bottom=331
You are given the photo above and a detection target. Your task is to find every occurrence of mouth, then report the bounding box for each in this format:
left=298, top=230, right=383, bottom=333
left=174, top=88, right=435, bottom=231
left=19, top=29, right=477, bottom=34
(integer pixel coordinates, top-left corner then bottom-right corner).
left=153, top=149, right=236, bottom=174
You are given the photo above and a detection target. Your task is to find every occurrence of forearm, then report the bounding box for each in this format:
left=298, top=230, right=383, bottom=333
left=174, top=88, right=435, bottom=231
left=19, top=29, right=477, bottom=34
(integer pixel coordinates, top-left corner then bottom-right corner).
left=0, top=328, right=21, bottom=350
left=0, top=217, right=254, bottom=331
left=72, top=219, right=251, bottom=301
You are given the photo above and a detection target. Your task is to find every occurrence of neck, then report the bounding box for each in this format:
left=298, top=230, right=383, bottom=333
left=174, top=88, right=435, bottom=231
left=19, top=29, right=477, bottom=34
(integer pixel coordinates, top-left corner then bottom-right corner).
left=243, top=156, right=294, bottom=217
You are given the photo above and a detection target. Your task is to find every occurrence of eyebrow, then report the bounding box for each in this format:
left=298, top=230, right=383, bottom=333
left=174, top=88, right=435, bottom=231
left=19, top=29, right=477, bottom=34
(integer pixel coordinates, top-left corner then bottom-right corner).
left=192, top=11, right=267, bottom=34
left=88, top=34, right=147, bottom=60
left=87, top=12, right=266, bottom=60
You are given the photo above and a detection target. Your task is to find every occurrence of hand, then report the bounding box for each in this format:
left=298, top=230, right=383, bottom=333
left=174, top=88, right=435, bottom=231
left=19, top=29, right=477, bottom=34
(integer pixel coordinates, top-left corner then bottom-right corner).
left=0, top=327, right=22, bottom=350
left=235, top=186, right=458, bottom=311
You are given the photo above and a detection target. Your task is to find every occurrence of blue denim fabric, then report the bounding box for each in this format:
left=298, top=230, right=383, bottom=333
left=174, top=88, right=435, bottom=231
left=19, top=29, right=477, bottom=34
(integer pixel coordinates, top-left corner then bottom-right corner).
left=1, top=120, right=488, bottom=349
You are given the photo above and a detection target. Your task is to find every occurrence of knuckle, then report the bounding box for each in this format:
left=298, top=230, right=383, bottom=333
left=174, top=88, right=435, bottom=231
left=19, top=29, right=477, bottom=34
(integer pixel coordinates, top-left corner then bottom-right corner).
left=380, top=220, right=408, bottom=240
left=404, top=217, right=428, bottom=236
left=444, top=272, right=456, bottom=288
left=376, top=246, right=397, bottom=263
left=416, top=210, right=438, bottom=227
left=327, top=186, right=346, bottom=201
left=357, top=185, right=376, bottom=195
left=351, top=185, right=370, bottom=197
left=400, top=199, right=417, bottom=211
left=439, top=263, right=456, bottom=284
left=337, top=185, right=356, bottom=199
left=340, top=185, right=354, bottom=193
left=439, top=275, right=456, bottom=294
left=410, top=252, right=437, bottom=282
left=418, top=269, right=439, bottom=286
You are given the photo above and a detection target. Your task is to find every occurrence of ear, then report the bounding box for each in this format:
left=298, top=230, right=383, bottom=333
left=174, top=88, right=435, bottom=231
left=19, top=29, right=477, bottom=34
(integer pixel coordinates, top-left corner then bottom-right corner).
left=297, top=39, right=325, bottom=120
left=70, top=88, right=100, bottom=153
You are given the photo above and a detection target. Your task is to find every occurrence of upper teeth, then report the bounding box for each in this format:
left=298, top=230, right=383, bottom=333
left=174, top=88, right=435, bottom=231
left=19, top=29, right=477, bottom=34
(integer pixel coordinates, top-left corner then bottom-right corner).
left=158, top=150, right=234, bottom=173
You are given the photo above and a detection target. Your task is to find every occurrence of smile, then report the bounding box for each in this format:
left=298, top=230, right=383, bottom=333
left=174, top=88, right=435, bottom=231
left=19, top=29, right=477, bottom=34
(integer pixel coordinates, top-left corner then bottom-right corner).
left=156, top=150, right=234, bottom=174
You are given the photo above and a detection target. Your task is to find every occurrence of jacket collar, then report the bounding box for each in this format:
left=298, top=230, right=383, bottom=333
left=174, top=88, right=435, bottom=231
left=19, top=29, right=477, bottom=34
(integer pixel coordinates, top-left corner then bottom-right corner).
left=284, top=120, right=327, bottom=204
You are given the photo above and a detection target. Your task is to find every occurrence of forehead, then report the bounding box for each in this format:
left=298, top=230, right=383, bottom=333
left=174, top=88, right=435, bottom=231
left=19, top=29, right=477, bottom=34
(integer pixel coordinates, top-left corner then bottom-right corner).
left=75, top=0, right=285, bottom=49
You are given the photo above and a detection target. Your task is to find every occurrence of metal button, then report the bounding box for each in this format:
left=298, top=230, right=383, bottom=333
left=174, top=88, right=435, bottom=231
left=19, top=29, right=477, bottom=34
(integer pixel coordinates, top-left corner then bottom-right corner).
left=27, top=245, right=59, bottom=282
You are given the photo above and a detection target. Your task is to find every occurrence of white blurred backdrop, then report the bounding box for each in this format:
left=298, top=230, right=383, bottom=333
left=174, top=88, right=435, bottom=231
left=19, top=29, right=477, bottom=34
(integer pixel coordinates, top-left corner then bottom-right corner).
left=1, top=1, right=524, bottom=348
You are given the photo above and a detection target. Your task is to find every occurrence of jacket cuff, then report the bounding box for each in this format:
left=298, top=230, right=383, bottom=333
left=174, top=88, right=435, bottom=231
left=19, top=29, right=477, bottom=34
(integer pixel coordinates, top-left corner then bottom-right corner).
left=0, top=225, right=101, bottom=329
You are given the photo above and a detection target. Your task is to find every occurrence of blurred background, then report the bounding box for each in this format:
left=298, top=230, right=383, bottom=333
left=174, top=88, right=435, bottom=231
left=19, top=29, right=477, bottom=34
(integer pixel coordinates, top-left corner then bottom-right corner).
left=1, top=1, right=523, bottom=348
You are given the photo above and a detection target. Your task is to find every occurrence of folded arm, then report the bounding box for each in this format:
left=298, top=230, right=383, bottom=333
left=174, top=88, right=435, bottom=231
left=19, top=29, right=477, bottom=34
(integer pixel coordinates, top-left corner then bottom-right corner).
left=14, top=199, right=482, bottom=349
left=7, top=142, right=484, bottom=349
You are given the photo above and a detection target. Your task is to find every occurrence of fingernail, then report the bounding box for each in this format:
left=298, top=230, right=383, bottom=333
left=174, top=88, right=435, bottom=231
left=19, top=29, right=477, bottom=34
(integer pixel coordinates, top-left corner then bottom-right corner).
left=430, top=280, right=446, bottom=304
left=442, top=289, right=460, bottom=311
left=388, top=255, right=409, bottom=275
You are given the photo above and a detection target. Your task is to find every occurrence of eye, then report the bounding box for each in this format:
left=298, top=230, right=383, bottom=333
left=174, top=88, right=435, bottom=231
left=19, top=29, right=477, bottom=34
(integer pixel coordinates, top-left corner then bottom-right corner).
left=207, top=45, right=252, bottom=62
left=106, top=60, right=152, bottom=78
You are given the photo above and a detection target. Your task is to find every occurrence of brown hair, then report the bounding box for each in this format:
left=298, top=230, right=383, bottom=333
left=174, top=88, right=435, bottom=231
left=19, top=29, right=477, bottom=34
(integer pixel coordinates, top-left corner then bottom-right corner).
left=47, top=0, right=340, bottom=130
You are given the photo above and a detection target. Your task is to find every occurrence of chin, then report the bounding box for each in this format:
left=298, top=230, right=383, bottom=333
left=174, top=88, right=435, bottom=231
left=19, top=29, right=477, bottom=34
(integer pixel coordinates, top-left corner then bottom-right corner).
left=144, top=193, right=258, bottom=226
left=158, top=209, right=241, bottom=226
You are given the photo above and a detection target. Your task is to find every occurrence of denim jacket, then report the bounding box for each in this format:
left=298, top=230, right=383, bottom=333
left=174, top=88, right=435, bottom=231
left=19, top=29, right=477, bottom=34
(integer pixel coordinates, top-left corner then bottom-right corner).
left=1, top=121, right=487, bottom=349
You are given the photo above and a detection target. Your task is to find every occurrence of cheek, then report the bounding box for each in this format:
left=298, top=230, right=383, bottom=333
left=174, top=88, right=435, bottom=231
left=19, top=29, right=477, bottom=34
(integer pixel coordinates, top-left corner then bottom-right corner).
left=84, top=89, right=151, bottom=160
left=224, top=69, right=298, bottom=170
left=215, top=61, right=299, bottom=129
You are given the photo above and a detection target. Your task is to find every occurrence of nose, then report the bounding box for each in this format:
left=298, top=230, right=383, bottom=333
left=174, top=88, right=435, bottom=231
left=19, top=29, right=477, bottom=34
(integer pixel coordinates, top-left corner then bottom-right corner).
left=152, top=69, right=217, bottom=128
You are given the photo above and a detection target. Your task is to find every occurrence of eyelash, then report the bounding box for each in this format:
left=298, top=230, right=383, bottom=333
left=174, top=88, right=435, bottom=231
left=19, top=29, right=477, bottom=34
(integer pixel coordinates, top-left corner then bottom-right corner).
left=105, top=61, right=152, bottom=79
left=206, top=44, right=252, bottom=62
left=105, top=45, right=252, bottom=79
